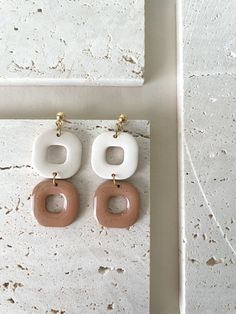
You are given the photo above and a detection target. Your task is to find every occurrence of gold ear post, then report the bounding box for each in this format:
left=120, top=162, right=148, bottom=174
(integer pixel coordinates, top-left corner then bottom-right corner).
left=114, top=114, right=128, bottom=138
left=55, top=112, right=71, bottom=137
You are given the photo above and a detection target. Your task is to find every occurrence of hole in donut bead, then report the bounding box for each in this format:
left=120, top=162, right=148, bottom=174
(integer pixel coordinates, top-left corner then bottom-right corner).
left=47, top=145, right=66, bottom=164
left=46, top=194, right=66, bottom=213
left=108, top=196, right=127, bottom=214
left=106, top=147, right=124, bottom=165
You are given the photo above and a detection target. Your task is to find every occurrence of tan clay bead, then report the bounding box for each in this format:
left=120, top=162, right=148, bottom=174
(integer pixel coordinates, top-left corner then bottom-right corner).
left=32, top=180, right=79, bottom=227
left=94, top=180, right=140, bottom=228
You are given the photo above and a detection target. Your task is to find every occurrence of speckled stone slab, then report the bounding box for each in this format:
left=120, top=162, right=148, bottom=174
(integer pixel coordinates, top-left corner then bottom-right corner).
left=0, top=1, right=144, bottom=86
left=0, top=120, right=150, bottom=314
left=182, top=0, right=236, bottom=313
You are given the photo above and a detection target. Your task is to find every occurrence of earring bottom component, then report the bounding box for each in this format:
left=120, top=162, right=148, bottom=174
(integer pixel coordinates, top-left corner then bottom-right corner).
left=94, top=180, right=140, bottom=228
left=33, top=180, right=79, bottom=227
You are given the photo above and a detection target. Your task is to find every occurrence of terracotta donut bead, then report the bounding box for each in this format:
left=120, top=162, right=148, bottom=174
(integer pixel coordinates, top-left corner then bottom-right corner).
left=94, top=180, right=140, bottom=228
left=33, top=180, right=79, bottom=227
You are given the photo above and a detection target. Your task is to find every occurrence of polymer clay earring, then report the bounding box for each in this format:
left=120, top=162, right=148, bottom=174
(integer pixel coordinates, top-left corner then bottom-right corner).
left=91, top=114, right=140, bottom=228
left=32, top=112, right=81, bottom=227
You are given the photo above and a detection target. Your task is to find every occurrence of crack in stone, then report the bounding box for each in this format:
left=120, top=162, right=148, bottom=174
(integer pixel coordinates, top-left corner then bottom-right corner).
left=0, top=165, right=31, bottom=171
left=188, top=72, right=236, bottom=78
left=185, top=139, right=236, bottom=257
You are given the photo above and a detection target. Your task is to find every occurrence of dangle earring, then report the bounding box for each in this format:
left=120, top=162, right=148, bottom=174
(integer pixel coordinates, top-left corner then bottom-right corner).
left=32, top=112, right=82, bottom=227
left=91, top=114, right=140, bottom=228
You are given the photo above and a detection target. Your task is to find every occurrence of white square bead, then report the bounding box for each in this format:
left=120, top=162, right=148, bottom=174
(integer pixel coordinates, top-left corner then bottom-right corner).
left=91, top=131, right=138, bottom=180
left=32, top=129, right=82, bottom=178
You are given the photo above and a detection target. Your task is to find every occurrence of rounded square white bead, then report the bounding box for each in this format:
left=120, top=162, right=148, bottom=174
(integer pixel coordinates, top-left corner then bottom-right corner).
left=32, top=129, right=82, bottom=179
left=91, top=131, right=138, bottom=180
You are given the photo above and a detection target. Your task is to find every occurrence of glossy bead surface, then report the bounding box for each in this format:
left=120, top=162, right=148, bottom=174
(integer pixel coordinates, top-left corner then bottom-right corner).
left=91, top=131, right=138, bottom=180
left=94, top=180, right=140, bottom=228
left=32, top=180, right=79, bottom=227
left=32, top=129, right=82, bottom=179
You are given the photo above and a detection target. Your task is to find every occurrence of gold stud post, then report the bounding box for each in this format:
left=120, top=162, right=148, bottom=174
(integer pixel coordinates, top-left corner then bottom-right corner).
left=114, top=114, right=128, bottom=138
left=55, top=112, right=71, bottom=137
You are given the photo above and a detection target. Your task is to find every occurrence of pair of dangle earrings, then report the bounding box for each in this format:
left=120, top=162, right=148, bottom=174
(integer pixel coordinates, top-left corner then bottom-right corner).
left=32, top=113, right=140, bottom=228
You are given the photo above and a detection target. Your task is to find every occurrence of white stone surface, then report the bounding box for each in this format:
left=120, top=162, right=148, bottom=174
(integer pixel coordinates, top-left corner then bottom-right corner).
left=0, top=120, right=150, bottom=314
left=182, top=0, right=236, bottom=313
left=0, top=1, right=144, bottom=86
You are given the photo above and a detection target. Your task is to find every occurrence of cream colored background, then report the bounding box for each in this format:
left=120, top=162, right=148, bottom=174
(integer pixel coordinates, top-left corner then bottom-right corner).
left=0, top=1, right=178, bottom=313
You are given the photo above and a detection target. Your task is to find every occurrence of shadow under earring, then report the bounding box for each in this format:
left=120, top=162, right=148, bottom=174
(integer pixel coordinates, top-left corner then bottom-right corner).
left=91, top=114, right=140, bottom=228
left=32, top=112, right=82, bottom=227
